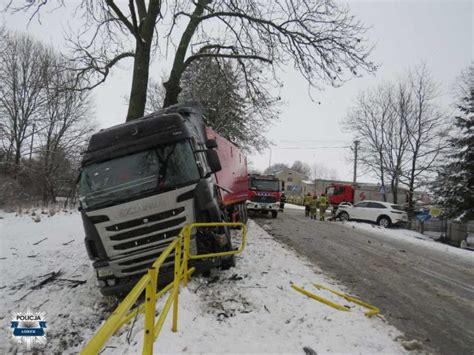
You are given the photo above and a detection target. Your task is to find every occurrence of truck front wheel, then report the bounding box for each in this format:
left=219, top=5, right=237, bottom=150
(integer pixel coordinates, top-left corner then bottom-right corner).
left=221, top=225, right=236, bottom=269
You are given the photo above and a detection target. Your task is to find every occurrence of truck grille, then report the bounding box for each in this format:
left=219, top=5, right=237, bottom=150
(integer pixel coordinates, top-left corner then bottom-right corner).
left=97, top=206, right=192, bottom=277
left=251, top=195, right=277, bottom=203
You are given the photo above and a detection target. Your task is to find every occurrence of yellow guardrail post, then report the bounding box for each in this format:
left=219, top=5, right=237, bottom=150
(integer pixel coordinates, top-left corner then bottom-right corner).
left=313, top=284, right=380, bottom=317
left=82, top=222, right=247, bottom=354
left=81, top=274, right=150, bottom=354
left=183, top=227, right=191, bottom=287
left=143, top=267, right=157, bottom=355
left=172, top=236, right=182, bottom=332
left=291, top=283, right=350, bottom=312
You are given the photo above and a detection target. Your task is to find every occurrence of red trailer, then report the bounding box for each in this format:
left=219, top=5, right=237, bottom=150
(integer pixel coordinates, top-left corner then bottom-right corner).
left=206, top=127, right=249, bottom=222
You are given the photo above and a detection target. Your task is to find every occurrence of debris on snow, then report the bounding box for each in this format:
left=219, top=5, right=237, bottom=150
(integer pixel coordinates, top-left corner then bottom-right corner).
left=401, top=339, right=424, bottom=351
left=0, top=211, right=407, bottom=354
left=32, top=237, right=48, bottom=245
left=303, top=346, right=318, bottom=355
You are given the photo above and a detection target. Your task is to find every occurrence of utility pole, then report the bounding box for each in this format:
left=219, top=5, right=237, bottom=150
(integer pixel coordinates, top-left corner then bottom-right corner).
left=353, top=140, right=359, bottom=184
left=268, top=147, right=272, bottom=170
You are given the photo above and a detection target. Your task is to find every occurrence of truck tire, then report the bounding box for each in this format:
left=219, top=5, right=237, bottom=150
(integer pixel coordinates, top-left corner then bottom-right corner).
left=220, top=221, right=236, bottom=270
left=271, top=211, right=278, bottom=218
left=239, top=203, right=248, bottom=224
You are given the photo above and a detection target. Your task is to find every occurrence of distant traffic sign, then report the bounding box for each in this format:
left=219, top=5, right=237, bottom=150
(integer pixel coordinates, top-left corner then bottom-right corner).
left=416, top=212, right=431, bottom=223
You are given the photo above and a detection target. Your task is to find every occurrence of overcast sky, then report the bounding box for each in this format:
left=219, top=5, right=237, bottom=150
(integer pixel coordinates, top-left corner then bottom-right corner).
left=2, top=0, right=472, bottom=182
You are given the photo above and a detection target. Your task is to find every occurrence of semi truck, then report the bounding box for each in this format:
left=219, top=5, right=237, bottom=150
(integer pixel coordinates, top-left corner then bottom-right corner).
left=246, top=174, right=281, bottom=218
left=78, top=103, right=248, bottom=295
left=326, top=183, right=408, bottom=208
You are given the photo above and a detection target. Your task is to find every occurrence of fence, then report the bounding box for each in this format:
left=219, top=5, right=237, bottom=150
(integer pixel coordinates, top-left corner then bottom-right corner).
left=81, top=222, right=247, bottom=355
left=408, top=218, right=473, bottom=248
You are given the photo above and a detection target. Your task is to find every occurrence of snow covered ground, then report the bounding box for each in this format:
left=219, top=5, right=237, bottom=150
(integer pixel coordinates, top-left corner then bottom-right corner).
left=1, top=210, right=407, bottom=354
left=338, top=221, right=474, bottom=261
left=285, top=203, right=305, bottom=211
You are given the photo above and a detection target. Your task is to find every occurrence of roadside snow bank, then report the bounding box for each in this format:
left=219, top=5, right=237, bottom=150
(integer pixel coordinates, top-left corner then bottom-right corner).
left=339, top=221, right=474, bottom=261
left=0, top=211, right=406, bottom=354
left=0, top=209, right=114, bottom=354
left=119, top=220, right=405, bottom=354
left=285, top=203, right=305, bottom=210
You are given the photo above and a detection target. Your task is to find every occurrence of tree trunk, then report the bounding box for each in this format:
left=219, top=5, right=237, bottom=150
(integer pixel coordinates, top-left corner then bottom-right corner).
left=126, top=42, right=151, bottom=121
left=391, top=180, right=398, bottom=204
left=163, top=1, right=208, bottom=108
left=407, top=157, right=417, bottom=217
left=379, top=151, right=386, bottom=202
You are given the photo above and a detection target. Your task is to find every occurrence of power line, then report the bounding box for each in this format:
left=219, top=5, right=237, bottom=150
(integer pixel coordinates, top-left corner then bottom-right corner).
left=277, top=139, right=351, bottom=143
left=272, top=146, right=350, bottom=150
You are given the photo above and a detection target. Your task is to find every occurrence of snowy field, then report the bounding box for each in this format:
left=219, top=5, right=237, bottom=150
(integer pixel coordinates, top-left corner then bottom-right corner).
left=338, top=221, right=474, bottom=261
left=1, top=210, right=406, bottom=354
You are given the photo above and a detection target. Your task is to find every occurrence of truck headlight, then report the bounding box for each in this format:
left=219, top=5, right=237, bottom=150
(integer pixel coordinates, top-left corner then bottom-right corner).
left=97, top=268, right=114, bottom=278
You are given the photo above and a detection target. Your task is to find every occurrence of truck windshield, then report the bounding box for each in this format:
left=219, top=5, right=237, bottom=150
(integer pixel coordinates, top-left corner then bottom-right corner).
left=250, top=179, right=279, bottom=192
left=79, top=141, right=199, bottom=210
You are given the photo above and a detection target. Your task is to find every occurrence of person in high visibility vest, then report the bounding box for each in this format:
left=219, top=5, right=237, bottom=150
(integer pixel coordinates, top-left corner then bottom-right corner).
left=279, top=192, right=287, bottom=211
left=309, top=195, right=319, bottom=220
left=318, top=193, right=328, bottom=221
left=303, top=193, right=312, bottom=217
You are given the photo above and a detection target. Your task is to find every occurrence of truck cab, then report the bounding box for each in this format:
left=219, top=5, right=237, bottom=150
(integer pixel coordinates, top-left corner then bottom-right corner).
left=78, top=104, right=245, bottom=295
left=326, top=184, right=353, bottom=206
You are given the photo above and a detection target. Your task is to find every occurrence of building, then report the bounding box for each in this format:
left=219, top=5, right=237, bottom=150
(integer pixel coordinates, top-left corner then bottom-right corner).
left=274, top=168, right=308, bottom=195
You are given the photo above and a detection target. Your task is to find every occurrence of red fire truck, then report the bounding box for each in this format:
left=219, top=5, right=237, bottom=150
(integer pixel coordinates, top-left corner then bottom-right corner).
left=326, top=183, right=407, bottom=208
left=247, top=174, right=281, bottom=218
left=78, top=103, right=248, bottom=295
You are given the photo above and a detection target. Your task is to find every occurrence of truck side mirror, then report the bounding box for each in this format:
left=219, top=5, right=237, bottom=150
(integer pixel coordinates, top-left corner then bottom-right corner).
left=206, top=149, right=222, bottom=173
left=205, top=139, right=218, bottom=149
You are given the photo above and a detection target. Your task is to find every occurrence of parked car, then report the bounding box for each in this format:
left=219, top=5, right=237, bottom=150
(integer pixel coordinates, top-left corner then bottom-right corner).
left=335, top=200, right=408, bottom=227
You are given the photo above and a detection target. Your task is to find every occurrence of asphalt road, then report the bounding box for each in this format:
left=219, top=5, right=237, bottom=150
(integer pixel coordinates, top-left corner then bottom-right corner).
left=252, top=207, right=474, bottom=355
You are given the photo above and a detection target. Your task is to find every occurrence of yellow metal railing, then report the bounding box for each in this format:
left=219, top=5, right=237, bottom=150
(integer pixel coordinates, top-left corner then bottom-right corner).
left=292, top=282, right=380, bottom=318
left=81, top=222, right=247, bottom=355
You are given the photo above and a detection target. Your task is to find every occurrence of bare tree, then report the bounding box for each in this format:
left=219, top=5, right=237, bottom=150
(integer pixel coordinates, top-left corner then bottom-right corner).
left=36, top=54, right=94, bottom=202
left=311, top=162, right=338, bottom=180
left=163, top=0, right=376, bottom=108
left=0, top=28, right=96, bottom=204
left=344, top=66, right=448, bottom=205
left=291, top=160, right=311, bottom=178
left=10, top=0, right=375, bottom=121
left=401, top=64, right=448, bottom=213
left=383, top=82, right=411, bottom=203
left=344, top=84, right=394, bottom=200
left=7, top=0, right=163, bottom=121
left=146, top=79, right=166, bottom=114
left=0, top=31, right=49, bottom=172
